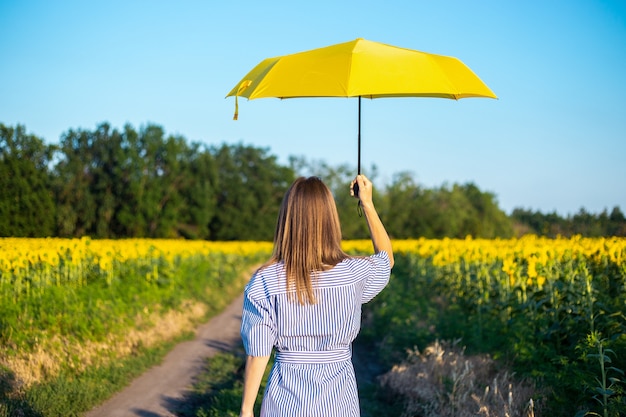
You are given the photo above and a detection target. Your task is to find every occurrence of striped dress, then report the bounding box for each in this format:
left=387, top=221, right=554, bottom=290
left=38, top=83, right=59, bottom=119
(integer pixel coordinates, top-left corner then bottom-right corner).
left=241, top=251, right=391, bottom=417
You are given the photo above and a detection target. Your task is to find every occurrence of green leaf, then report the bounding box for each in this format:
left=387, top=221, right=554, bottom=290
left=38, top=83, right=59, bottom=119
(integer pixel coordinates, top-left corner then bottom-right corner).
left=594, top=387, right=615, bottom=396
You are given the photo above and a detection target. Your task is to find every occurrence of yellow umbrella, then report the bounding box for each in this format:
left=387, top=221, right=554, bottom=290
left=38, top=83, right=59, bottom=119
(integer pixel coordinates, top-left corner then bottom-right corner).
left=227, top=38, right=496, bottom=183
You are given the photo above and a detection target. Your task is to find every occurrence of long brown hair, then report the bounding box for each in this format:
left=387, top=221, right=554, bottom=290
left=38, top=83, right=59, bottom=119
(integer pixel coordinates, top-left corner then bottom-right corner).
left=268, top=177, right=348, bottom=304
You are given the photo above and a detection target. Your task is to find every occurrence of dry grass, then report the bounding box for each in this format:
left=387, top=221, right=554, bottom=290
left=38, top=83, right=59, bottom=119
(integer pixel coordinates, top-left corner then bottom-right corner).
left=1, top=300, right=207, bottom=388
left=379, top=340, right=542, bottom=417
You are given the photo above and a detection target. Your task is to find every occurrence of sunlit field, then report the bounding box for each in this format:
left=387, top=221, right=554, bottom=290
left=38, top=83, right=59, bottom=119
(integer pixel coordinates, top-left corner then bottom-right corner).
left=0, top=238, right=272, bottom=300
left=358, top=236, right=626, bottom=416
left=0, top=238, right=272, bottom=416
left=1, top=236, right=624, bottom=416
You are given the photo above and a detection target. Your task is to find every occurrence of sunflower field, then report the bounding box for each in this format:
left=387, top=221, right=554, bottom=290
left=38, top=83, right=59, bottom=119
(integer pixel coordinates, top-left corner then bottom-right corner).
left=0, top=238, right=272, bottom=416
left=355, top=236, right=626, bottom=416
left=1, top=236, right=625, bottom=416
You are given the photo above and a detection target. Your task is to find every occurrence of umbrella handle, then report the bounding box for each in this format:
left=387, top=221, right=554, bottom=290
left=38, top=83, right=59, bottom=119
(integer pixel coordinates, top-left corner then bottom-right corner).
left=352, top=182, right=362, bottom=217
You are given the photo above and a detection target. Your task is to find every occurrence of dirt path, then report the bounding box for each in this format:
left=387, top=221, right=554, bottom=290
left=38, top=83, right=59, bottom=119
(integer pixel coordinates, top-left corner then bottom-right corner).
left=84, top=292, right=382, bottom=417
left=85, top=293, right=245, bottom=417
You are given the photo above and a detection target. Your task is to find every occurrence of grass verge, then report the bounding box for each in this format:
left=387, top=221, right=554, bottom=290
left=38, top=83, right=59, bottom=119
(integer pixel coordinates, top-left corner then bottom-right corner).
left=1, top=335, right=186, bottom=417
left=1, top=254, right=266, bottom=417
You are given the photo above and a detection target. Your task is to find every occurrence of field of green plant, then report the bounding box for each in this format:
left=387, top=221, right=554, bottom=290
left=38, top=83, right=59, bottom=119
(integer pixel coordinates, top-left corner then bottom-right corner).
left=1, top=237, right=625, bottom=416
left=180, top=237, right=626, bottom=417
left=360, top=236, right=626, bottom=416
left=0, top=238, right=271, bottom=417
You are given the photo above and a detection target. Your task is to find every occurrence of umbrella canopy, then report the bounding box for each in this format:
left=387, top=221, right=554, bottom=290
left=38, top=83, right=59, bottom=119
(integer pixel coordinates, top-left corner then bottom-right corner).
left=226, top=38, right=497, bottom=176
left=227, top=38, right=497, bottom=100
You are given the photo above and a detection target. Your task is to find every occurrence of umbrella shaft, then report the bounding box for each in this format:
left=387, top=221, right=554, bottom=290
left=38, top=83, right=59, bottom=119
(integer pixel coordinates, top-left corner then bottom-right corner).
left=358, top=96, right=361, bottom=175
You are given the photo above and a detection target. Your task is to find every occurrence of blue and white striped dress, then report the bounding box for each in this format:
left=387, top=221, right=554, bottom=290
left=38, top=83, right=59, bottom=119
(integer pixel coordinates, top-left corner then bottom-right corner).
left=241, top=251, right=391, bottom=417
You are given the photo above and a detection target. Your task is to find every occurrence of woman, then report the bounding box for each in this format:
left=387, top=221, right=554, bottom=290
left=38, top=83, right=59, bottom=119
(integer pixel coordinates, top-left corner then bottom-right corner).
left=239, top=174, right=394, bottom=417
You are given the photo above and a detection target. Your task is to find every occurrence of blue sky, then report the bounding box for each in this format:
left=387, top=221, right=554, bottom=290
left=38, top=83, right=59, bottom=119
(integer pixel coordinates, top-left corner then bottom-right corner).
left=1, top=1, right=625, bottom=216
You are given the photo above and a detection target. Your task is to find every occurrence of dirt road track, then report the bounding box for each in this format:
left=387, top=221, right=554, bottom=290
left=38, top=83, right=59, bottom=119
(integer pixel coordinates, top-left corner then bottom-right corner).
left=84, top=292, right=381, bottom=417
left=85, top=293, right=245, bottom=417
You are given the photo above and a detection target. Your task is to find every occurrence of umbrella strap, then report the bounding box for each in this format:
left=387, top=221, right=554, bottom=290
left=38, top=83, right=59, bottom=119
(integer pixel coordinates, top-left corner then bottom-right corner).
left=233, top=80, right=252, bottom=120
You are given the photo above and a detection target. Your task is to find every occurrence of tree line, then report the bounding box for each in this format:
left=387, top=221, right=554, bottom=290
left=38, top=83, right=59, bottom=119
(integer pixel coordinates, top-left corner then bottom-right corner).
left=1, top=122, right=624, bottom=240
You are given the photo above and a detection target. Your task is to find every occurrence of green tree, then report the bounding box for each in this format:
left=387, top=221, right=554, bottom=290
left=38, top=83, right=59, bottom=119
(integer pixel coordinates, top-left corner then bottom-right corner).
left=209, top=144, right=294, bottom=240
left=141, top=131, right=217, bottom=239
left=54, top=123, right=129, bottom=238
left=177, top=144, right=217, bottom=239
left=571, top=207, right=606, bottom=237
left=110, top=124, right=148, bottom=237
left=91, top=123, right=125, bottom=237
left=510, top=206, right=626, bottom=238
left=384, top=171, right=436, bottom=238
left=0, top=124, right=56, bottom=236
left=136, top=125, right=196, bottom=238
left=16, top=120, right=623, bottom=240
left=456, top=182, right=513, bottom=238
left=53, top=123, right=217, bottom=238
left=54, top=126, right=99, bottom=236
left=384, top=175, right=513, bottom=239
left=428, top=184, right=473, bottom=238
left=607, top=206, right=626, bottom=236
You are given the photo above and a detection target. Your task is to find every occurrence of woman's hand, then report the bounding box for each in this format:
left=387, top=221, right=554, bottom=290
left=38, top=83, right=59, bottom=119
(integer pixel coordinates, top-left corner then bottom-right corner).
left=350, top=174, right=374, bottom=208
